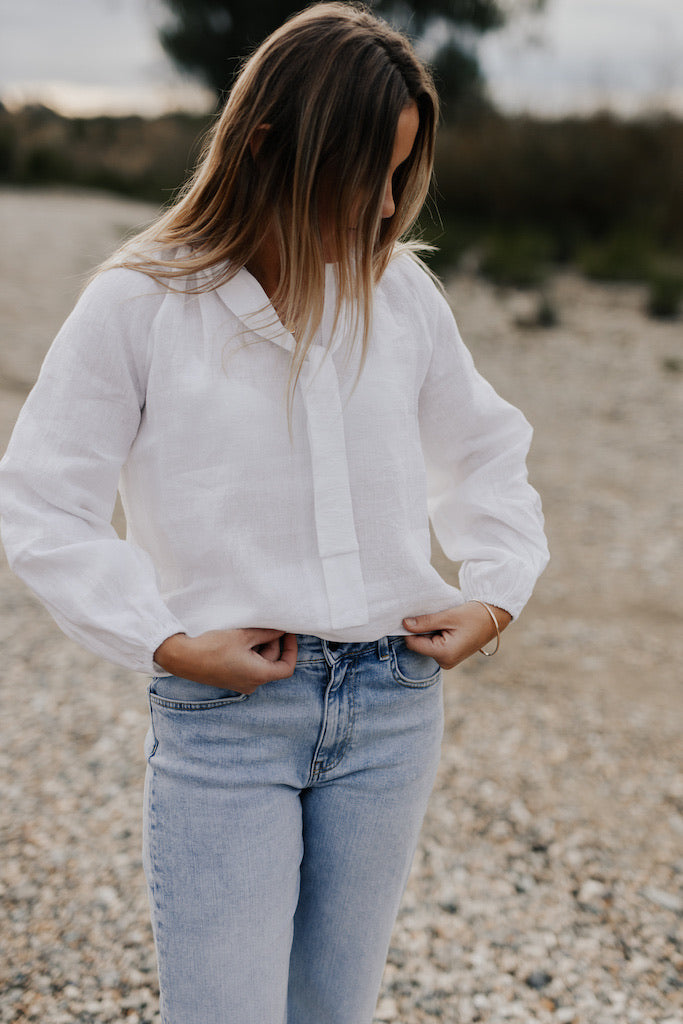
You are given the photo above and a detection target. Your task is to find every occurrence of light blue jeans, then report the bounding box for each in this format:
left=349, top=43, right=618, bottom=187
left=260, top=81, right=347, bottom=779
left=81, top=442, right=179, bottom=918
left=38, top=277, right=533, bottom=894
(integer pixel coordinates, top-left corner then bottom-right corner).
left=142, top=635, right=444, bottom=1024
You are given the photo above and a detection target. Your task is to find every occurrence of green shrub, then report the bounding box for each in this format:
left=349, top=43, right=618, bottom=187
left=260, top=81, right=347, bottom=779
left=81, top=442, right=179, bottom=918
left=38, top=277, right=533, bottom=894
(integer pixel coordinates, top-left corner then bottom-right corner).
left=435, top=113, right=683, bottom=259
left=535, top=292, right=559, bottom=327
left=478, top=229, right=553, bottom=288
left=647, top=271, right=683, bottom=319
left=0, top=123, right=18, bottom=178
left=22, top=145, right=75, bottom=183
left=577, top=230, right=654, bottom=282
left=416, top=215, right=479, bottom=272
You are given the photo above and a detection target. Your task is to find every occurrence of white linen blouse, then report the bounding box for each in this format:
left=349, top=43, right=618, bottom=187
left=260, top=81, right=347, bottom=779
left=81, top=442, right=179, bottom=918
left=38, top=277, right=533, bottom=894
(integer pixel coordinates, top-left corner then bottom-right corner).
left=0, top=252, right=548, bottom=675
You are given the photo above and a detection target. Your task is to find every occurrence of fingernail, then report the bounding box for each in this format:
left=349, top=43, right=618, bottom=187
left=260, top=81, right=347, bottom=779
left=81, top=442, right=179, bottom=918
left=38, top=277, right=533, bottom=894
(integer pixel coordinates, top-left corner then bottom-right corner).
left=404, top=617, right=417, bottom=627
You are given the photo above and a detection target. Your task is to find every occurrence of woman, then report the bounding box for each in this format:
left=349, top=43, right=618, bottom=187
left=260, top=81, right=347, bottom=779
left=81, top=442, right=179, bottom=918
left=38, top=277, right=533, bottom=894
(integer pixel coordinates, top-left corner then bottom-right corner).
left=0, top=4, right=548, bottom=1022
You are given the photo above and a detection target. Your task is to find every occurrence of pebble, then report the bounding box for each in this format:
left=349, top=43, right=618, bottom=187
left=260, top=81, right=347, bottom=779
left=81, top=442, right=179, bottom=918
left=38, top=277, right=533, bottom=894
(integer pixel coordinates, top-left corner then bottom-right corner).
left=641, top=886, right=683, bottom=915
left=525, top=969, right=553, bottom=990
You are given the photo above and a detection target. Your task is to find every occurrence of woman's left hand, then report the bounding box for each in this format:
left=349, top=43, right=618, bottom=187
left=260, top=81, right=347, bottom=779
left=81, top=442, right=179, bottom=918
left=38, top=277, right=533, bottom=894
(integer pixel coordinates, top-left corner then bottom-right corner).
left=402, top=602, right=512, bottom=670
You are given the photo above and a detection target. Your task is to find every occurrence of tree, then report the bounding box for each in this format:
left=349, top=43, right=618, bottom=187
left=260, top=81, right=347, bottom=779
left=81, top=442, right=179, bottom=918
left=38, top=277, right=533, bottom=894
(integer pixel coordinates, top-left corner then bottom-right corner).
left=158, top=0, right=545, bottom=119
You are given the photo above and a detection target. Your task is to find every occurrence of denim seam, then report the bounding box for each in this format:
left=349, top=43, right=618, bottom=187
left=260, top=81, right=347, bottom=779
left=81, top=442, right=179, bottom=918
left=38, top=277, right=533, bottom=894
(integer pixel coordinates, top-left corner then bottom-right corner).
left=145, top=763, right=170, bottom=1020
left=147, top=691, right=159, bottom=760
left=314, top=686, right=356, bottom=780
left=388, top=646, right=442, bottom=689
left=323, top=647, right=385, bottom=668
left=308, top=666, right=330, bottom=785
left=309, top=663, right=356, bottom=781
left=149, top=694, right=249, bottom=711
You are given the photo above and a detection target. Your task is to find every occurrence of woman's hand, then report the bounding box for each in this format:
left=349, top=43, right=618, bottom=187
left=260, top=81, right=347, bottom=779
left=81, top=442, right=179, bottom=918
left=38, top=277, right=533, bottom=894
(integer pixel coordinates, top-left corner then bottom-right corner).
left=402, top=602, right=512, bottom=670
left=153, top=628, right=298, bottom=693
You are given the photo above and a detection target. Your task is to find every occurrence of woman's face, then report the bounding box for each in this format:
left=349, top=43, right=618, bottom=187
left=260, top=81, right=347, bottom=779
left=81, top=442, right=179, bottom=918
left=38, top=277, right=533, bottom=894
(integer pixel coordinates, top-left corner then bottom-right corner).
left=320, top=100, right=420, bottom=258
left=378, top=101, right=420, bottom=220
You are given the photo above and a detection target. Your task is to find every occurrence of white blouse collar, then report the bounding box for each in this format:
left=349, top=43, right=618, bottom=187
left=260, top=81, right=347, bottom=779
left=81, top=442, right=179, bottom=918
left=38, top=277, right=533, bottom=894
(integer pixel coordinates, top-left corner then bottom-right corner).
left=215, top=263, right=354, bottom=358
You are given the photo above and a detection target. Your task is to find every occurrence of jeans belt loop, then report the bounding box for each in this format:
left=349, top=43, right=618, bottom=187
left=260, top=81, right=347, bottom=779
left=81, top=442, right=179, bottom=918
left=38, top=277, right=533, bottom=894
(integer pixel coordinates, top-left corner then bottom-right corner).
left=377, top=636, right=390, bottom=660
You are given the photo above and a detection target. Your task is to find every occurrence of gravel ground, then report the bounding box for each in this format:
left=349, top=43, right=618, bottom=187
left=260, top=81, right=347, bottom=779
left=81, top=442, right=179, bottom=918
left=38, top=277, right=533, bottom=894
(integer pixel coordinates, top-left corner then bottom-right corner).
left=1, top=189, right=682, bottom=1023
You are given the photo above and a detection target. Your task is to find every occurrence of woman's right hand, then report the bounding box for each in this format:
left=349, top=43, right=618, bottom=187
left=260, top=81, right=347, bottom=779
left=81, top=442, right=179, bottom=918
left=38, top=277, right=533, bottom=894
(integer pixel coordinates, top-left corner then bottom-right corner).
left=153, top=629, right=298, bottom=693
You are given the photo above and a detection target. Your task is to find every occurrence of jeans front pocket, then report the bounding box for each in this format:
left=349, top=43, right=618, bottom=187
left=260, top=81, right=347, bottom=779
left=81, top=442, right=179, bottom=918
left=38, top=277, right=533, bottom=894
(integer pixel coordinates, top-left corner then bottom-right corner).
left=388, top=639, right=441, bottom=689
left=149, top=675, right=249, bottom=710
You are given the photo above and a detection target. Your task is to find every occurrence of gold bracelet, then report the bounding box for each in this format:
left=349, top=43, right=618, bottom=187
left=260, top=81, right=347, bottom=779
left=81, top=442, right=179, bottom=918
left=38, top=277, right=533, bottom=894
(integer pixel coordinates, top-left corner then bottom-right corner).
left=471, top=600, right=500, bottom=656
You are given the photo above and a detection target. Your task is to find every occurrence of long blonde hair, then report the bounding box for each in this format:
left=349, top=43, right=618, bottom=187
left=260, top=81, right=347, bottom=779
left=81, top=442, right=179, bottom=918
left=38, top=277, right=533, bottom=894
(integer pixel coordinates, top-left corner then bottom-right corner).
left=105, top=2, right=438, bottom=385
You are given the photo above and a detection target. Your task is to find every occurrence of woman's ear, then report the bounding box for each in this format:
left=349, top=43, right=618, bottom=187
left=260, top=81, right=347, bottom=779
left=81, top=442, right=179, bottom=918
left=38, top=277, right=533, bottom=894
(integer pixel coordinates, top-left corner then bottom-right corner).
left=249, top=123, right=272, bottom=159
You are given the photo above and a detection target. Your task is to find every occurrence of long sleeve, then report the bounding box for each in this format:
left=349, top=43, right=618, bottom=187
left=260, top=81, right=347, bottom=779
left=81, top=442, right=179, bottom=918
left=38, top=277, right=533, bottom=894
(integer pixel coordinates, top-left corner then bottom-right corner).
left=0, top=270, right=186, bottom=674
left=418, top=280, right=549, bottom=619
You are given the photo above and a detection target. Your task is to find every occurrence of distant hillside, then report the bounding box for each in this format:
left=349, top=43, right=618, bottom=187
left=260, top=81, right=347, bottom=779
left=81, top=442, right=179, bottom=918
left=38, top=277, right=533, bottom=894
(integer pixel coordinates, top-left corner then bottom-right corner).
left=1, top=103, right=681, bottom=311
left=0, top=103, right=210, bottom=202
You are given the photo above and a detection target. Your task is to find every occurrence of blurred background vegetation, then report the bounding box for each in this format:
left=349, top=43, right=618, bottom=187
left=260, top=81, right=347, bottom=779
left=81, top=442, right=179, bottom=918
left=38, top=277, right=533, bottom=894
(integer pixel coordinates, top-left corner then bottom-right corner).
left=1, top=0, right=681, bottom=319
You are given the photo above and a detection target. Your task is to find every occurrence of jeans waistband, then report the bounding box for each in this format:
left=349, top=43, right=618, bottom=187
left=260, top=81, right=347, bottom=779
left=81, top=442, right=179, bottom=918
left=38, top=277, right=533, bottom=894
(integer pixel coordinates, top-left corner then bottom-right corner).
left=294, top=634, right=403, bottom=663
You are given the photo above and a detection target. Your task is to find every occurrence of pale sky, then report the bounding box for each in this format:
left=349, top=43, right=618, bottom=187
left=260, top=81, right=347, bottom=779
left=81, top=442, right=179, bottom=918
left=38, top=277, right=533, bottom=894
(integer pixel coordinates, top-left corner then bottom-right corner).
left=0, top=0, right=682, bottom=117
